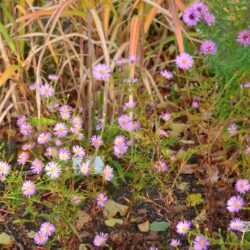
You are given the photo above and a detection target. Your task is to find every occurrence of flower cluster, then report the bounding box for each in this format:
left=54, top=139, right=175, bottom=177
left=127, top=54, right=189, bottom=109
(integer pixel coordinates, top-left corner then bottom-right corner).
left=34, top=221, right=55, bottom=245
left=174, top=220, right=210, bottom=249
left=118, top=114, right=140, bottom=131
left=227, top=179, right=249, bottom=213
left=113, top=135, right=128, bottom=158
left=183, top=2, right=215, bottom=27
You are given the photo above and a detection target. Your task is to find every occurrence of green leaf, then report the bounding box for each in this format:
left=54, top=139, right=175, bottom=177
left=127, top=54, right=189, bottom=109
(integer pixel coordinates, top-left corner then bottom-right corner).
left=113, top=161, right=126, bottom=182
left=28, top=117, right=56, bottom=126
left=0, top=23, right=16, bottom=53
left=105, top=218, right=123, bottom=227
left=149, top=221, right=169, bottom=232
left=187, top=193, right=204, bottom=207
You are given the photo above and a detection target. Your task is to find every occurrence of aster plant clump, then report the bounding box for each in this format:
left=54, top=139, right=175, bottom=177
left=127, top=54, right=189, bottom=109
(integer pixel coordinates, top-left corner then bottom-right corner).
left=0, top=0, right=249, bottom=249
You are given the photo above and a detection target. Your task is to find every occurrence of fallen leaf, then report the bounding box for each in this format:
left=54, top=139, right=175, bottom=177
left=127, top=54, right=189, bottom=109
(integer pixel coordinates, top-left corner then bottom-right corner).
left=179, top=164, right=199, bottom=174
left=176, top=182, right=190, bottom=192
left=168, top=123, right=187, bottom=137
left=179, top=139, right=195, bottom=144
left=78, top=244, right=89, bottom=250
left=187, top=193, right=204, bottom=207
left=207, top=165, right=219, bottom=183
left=192, top=209, right=207, bottom=225
left=105, top=218, right=123, bottom=227
left=149, top=221, right=169, bottom=232
left=76, top=211, right=92, bottom=230
left=0, top=232, right=14, bottom=247
left=138, top=220, right=149, bottom=232
left=27, top=231, right=36, bottom=239
left=103, top=200, right=128, bottom=219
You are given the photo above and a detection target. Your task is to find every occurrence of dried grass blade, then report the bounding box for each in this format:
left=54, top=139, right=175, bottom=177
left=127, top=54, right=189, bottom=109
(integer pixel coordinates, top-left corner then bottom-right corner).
left=144, top=0, right=162, bottom=33
left=168, top=0, right=184, bottom=53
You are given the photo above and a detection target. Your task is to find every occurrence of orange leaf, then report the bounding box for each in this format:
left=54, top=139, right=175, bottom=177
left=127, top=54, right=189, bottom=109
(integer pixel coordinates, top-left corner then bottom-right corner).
left=168, top=0, right=184, bottom=53
left=144, top=0, right=162, bottom=33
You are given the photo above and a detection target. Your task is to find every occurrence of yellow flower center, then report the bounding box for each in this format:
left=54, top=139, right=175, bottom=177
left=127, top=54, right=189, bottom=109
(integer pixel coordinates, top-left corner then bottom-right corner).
left=233, top=202, right=239, bottom=207
left=98, top=237, right=104, bottom=243
left=199, top=241, right=205, bottom=246
left=99, top=70, right=105, bottom=75
left=182, top=59, right=187, bottom=64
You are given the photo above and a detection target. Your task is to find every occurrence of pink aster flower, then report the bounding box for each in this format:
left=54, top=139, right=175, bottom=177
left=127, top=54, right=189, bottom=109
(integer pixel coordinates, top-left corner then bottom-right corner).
left=114, top=143, right=128, bottom=158
left=18, top=152, right=29, bottom=165
left=129, top=54, right=137, bottom=62
left=45, top=162, right=61, bottom=179
left=17, top=115, right=27, bottom=127
left=229, top=218, right=244, bottom=231
left=93, top=64, right=111, bottom=81
left=47, top=102, right=59, bottom=113
left=123, top=101, right=136, bottom=110
left=103, top=165, right=114, bottom=181
left=29, top=82, right=40, bottom=91
left=0, top=161, right=11, bottom=177
left=114, top=135, right=126, bottom=146
left=58, top=147, right=70, bottom=162
left=46, top=147, right=57, bottom=158
left=71, top=196, right=82, bottom=204
left=237, top=29, right=250, bottom=46
left=22, top=180, right=36, bottom=197
left=54, top=123, right=68, bottom=137
left=227, top=196, right=244, bottom=213
left=159, top=129, right=169, bottom=137
left=203, top=12, right=215, bottom=26
left=235, top=179, right=250, bottom=194
left=59, top=105, right=72, bottom=120
left=93, top=232, right=108, bottom=247
left=228, top=124, right=237, bottom=136
left=183, top=7, right=200, bottom=26
left=192, top=101, right=199, bottom=109
left=118, top=114, right=131, bottom=129
left=176, top=220, right=191, bottom=235
left=72, top=145, right=85, bottom=158
left=48, top=74, right=59, bottom=81
left=240, top=82, right=250, bottom=88
left=76, top=133, right=84, bottom=140
left=193, top=235, right=209, bottom=250
left=161, top=112, right=171, bottom=122
left=123, top=78, right=138, bottom=84
left=117, top=58, right=130, bottom=65
left=31, top=159, right=43, bottom=174
left=96, top=118, right=105, bottom=130
left=40, top=221, right=55, bottom=237
left=149, top=247, right=158, bottom=250
left=37, top=132, right=52, bottom=144
left=160, top=69, right=173, bottom=80
left=39, top=83, right=54, bottom=97
left=79, top=162, right=90, bottom=175
left=96, top=193, right=108, bottom=207
left=176, top=53, right=194, bottom=70
left=170, top=239, right=181, bottom=248
left=71, top=116, right=83, bottom=131
left=200, top=40, right=217, bottom=56
left=55, top=139, right=62, bottom=146
left=154, top=161, right=167, bottom=173
left=34, top=231, right=49, bottom=245
left=20, top=123, right=33, bottom=136
left=192, top=2, right=208, bottom=15
left=125, top=121, right=140, bottom=131
left=22, top=142, right=35, bottom=151
left=90, top=135, right=103, bottom=148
